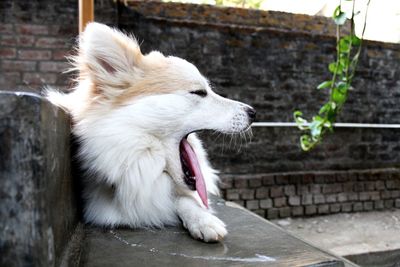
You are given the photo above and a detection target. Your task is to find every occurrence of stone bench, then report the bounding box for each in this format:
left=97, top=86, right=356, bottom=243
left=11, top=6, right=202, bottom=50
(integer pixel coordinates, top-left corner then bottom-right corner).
left=0, top=92, right=357, bottom=267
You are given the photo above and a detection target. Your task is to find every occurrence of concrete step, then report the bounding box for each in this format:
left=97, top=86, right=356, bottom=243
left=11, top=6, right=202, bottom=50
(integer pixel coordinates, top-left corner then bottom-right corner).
left=79, top=197, right=357, bottom=267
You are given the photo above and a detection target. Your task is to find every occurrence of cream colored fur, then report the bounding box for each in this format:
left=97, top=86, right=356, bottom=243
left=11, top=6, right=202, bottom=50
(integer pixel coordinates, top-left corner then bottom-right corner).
left=46, top=23, right=254, bottom=242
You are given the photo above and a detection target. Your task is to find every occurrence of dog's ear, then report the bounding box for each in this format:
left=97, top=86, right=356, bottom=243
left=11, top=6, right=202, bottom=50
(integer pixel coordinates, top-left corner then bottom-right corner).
left=77, top=23, right=143, bottom=96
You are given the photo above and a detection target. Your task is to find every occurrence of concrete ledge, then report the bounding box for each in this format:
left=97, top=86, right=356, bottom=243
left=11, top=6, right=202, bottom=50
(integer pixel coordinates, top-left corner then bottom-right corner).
left=0, top=92, right=77, bottom=267
left=79, top=196, right=357, bottom=267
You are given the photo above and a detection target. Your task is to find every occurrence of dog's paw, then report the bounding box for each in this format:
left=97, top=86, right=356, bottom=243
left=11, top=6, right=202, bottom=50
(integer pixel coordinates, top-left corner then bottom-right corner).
left=183, top=212, right=227, bottom=242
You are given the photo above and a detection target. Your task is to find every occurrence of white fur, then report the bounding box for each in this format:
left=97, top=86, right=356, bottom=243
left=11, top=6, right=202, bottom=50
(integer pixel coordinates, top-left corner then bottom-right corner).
left=45, top=23, right=254, bottom=242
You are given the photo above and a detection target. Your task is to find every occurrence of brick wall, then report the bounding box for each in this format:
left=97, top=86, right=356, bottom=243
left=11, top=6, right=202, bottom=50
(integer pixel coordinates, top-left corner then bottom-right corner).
left=0, top=0, right=116, bottom=92
left=220, top=169, right=400, bottom=219
left=117, top=1, right=400, bottom=218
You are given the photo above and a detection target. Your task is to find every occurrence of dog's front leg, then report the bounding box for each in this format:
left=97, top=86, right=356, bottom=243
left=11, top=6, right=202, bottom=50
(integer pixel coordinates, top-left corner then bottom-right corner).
left=176, top=196, right=227, bottom=242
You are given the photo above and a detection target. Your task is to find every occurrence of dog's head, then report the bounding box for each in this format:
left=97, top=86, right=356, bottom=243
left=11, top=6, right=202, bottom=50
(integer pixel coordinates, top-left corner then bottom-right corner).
left=76, top=23, right=256, bottom=205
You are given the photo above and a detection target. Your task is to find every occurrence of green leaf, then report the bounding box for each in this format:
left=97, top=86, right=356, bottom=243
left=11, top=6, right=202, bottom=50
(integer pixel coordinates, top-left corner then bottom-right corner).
left=336, top=82, right=350, bottom=94
left=332, top=88, right=346, bottom=104
left=317, top=81, right=332, bottom=90
left=339, top=38, right=351, bottom=52
left=352, top=35, right=361, bottom=46
left=329, top=62, right=343, bottom=74
left=300, top=135, right=314, bottom=151
left=329, top=62, right=337, bottom=73
left=333, top=6, right=347, bottom=25
left=294, top=111, right=309, bottom=130
left=319, top=103, right=331, bottom=115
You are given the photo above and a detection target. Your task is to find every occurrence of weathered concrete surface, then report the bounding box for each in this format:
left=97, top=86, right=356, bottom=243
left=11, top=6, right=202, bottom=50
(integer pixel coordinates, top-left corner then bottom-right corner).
left=271, top=210, right=400, bottom=265
left=0, top=92, right=78, bottom=267
left=80, top=197, right=357, bottom=267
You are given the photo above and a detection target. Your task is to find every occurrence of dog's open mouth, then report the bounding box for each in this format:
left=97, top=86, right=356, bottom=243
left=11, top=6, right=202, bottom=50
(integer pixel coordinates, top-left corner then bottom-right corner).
left=180, top=137, right=208, bottom=208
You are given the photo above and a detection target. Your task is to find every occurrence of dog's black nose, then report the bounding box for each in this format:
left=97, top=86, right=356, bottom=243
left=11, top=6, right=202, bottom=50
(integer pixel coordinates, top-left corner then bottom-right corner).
left=246, top=107, right=256, bottom=122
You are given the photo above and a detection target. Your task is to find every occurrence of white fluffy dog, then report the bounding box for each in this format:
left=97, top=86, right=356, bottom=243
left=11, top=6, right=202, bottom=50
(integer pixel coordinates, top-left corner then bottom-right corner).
left=46, top=23, right=255, bottom=242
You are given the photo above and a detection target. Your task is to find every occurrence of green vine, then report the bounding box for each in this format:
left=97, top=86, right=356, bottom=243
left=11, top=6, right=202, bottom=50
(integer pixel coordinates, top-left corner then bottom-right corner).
left=294, top=0, right=371, bottom=151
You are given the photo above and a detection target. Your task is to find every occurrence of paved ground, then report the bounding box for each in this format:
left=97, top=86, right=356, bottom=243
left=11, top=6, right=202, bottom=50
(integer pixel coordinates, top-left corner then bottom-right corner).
left=271, top=209, right=400, bottom=257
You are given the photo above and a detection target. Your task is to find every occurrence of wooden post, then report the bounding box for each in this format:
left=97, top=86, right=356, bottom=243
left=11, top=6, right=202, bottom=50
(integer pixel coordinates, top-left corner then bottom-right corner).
left=79, top=0, right=94, bottom=33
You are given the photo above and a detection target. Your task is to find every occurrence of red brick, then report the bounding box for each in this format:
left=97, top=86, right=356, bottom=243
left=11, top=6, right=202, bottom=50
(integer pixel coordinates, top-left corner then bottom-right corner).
left=239, top=189, right=254, bottom=200
left=305, top=205, right=317, bottom=215
left=253, top=209, right=265, bottom=218
left=259, top=199, right=272, bottom=209
left=0, top=24, right=13, bottom=34
left=314, top=194, right=325, bottom=204
left=310, top=184, right=321, bottom=194
left=16, top=24, right=49, bottom=35
left=374, top=200, right=384, bottom=210
left=363, top=201, right=373, bottom=211
left=18, top=49, right=51, bottom=60
left=255, top=187, right=269, bottom=199
left=284, top=185, right=295, bottom=196
left=341, top=203, right=353, bottom=212
left=52, top=49, right=70, bottom=60
left=301, top=194, right=312, bottom=205
left=365, top=181, right=375, bottom=191
left=226, top=189, right=240, bottom=200
left=288, top=196, right=300, bottom=206
left=292, top=206, right=304, bottom=216
left=330, top=203, right=341, bottom=213
left=336, top=173, right=348, bottom=182
left=266, top=208, right=279, bottom=219
left=248, top=177, right=262, bottom=188
left=348, top=193, right=358, bottom=201
left=262, top=175, right=274, bottom=185
left=39, top=61, right=69, bottom=72
left=359, top=192, right=370, bottom=201
left=273, top=197, right=286, bottom=207
left=279, top=207, right=291, bottom=218
left=234, top=178, right=248, bottom=188
left=275, top=175, right=289, bottom=184
left=386, top=180, right=400, bottom=189
left=35, top=37, right=70, bottom=48
left=375, top=180, right=385, bottom=190
left=353, top=202, right=363, bottom=211
left=354, top=182, right=364, bottom=192
left=395, top=199, right=400, bottom=208
left=391, top=190, right=400, bottom=198
left=322, top=183, right=342, bottom=194
left=22, top=73, right=57, bottom=85
left=384, top=199, right=394, bottom=208
left=302, top=174, right=314, bottom=184
left=1, top=35, right=35, bottom=47
left=370, top=191, right=381, bottom=200
left=0, top=48, right=16, bottom=59
left=317, top=204, right=329, bottom=214
left=343, top=182, right=354, bottom=192
left=337, top=193, right=348, bottom=202
left=326, top=194, right=337, bottom=203
left=246, top=200, right=259, bottom=210
left=2, top=60, right=36, bottom=71
left=0, top=72, right=20, bottom=87
left=270, top=186, right=283, bottom=197
left=381, top=190, right=391, bottom=199
left=297, top=185, right=309, bottom=195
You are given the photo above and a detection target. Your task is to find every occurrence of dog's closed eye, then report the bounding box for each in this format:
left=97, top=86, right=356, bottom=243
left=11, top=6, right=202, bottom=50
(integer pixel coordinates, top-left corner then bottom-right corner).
left=190, top=90, right=207, bottom=97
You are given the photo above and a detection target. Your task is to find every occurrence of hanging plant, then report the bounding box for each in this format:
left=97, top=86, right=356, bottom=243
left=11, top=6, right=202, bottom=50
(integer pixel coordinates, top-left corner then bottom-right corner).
left=294, top=0, right=371, bottom=151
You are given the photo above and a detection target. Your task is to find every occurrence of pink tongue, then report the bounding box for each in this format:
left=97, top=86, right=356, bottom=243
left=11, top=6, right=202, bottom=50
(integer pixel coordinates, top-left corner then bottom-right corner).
left=181, top=139, right=208, bottom=208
